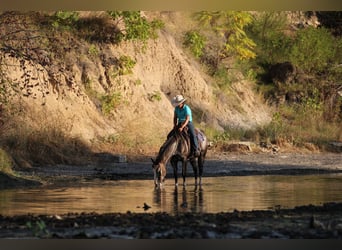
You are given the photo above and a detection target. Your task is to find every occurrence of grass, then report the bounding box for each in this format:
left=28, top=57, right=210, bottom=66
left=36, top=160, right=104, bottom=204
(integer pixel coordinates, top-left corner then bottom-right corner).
left=0, top=112, right=94, bottom=168
left=197, top=101, right=341, bottom=153
left=0, top=148, right=13, bottom=174
left=93, top=116, right=169, bottom=160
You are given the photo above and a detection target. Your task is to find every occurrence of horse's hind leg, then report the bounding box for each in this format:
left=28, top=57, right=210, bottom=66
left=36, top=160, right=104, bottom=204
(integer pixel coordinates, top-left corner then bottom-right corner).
left=190, top=158, right=199, bottom=186
left=198, top=154, right=206, bottom=185
left=181, top=160, right=188, bottom=186
left=170, top=157, right=178, bottom=186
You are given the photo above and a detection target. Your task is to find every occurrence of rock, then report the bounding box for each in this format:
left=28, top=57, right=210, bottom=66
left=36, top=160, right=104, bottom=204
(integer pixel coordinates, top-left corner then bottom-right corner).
left=223, top=142, right=254, bottom=152
left=328, top=141, right=342, bottom=153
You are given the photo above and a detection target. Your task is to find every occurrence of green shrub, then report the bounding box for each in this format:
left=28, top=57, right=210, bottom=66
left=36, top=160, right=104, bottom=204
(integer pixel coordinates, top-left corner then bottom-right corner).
left=194, top=11, right=256, bottom=60
left=107, top=11, right=164, bottom=44
left=101, top=92, right=122, bottom=115
left=148, top=91, right=162, bottom=102
left=112, top=56, right=136, bottom=77
left=289, top=27, right=335, bottom=73
left=51, top=11, right=79, bottom=30
left=88, top=44, right=99, bottom=58
left=183, top=30, right=206, bottom=58
left=247, top=12, right=292, bottom=66
left=213, top=67, right=236, bottom=89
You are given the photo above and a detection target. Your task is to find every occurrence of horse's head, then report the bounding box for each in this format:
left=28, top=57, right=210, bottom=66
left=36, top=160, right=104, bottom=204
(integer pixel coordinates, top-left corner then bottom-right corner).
left=151, top=158, right=166, bottom=187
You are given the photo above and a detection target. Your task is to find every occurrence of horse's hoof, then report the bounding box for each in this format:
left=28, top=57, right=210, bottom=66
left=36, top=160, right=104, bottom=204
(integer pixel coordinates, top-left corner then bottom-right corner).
left=175, top=183, right=178, bottom=186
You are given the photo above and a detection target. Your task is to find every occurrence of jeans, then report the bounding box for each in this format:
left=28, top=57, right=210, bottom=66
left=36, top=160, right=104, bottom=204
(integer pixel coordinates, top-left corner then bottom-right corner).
left=187, top=122, right=199, bottom=152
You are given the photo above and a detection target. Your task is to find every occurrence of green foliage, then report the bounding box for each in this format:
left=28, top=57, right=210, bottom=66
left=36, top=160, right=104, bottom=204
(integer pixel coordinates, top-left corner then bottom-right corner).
left=183, top=30, right=206, bottom=58
left=213, top=131, right=231, bottom=143
left=213, top=67, right=236, bottom=88
left=101, top=92, right=122, bottom=115
left=248, top=13, right=337, bottom=74
left=194, top=11, right=256, bottom=60
left=249, top=12, right=288, bottom=41
left=300, top=88, right=323, bottom=114
left=247, top=12, right=291, bottom=65
left=247, top=12, right=341, bottom=125
left=148, top=91, right=162, bottom=102
left=88, top=44, right=99, bottom=58
left=247, top=12, right=292, bottom=65
left=51, top=11, right=79, bottom=30
left=107, top=11, right=164, bottom=44
left=26, top=220, right=50, bottom=238
left=264, top=111, right=285, bottom=140
left=112, top=55, right=136, bottom=77
left=289, top=27, right=335, bottom=73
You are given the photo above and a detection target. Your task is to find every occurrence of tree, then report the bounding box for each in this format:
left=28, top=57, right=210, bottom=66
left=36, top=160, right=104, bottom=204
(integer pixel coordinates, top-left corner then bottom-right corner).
left=290, top=27, right=335, bottom=73
left=193, top=11, right=256, bottom=61
left=107, top=11, right=164, bottom=44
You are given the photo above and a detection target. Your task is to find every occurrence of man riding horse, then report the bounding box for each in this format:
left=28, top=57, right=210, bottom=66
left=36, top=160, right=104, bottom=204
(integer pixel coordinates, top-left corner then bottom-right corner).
left=151, top=94, right=208, bottom=187
left=172, top=95, right=200, bottom=158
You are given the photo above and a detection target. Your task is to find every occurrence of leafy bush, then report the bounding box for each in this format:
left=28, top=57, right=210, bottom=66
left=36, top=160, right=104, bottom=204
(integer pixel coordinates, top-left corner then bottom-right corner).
left=213, top=67, right=235, bottom=88
left=107, top=11, right=164, bottom=44
left=88, top=44, right=99, bottom=58
left=183, top=30, right=206, bottom=58
left=193, top=11, right=256, bottom=60
left=101, top=92, right=122, bottom=115
left=289, top=27, right=335, bottom=73
left=112, top=55, right=136, bottom=77
left=148, top=91, right=162, bottom=102
left=247, top=12, right=291, bottom=66
left=51, top=11, right=79, bottom=30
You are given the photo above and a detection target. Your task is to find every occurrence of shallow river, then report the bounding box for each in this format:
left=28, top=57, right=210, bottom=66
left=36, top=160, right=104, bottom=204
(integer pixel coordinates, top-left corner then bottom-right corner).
left=1, top=174, right=341, bottom=216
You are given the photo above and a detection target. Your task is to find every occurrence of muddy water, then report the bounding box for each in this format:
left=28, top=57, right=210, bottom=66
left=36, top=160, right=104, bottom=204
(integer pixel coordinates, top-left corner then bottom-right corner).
left=0, top=174, right=341, bottom=216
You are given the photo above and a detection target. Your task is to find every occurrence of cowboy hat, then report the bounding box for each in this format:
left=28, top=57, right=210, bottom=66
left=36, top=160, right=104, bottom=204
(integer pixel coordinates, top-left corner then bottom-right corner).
left=172, top=95, right=186, bottom=106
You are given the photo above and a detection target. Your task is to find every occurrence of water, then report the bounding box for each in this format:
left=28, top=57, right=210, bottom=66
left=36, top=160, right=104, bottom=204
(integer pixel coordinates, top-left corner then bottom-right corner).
left=0, top=174, right=341, bottom=216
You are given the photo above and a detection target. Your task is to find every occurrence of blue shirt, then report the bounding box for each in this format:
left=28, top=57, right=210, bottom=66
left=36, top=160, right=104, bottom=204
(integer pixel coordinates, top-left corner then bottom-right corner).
left=175, top=104, right=192, bottom=123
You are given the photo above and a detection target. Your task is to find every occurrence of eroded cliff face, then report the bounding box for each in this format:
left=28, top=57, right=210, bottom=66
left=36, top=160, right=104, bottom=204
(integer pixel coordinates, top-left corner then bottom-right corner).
left=0, top=11, right=271, bottom=146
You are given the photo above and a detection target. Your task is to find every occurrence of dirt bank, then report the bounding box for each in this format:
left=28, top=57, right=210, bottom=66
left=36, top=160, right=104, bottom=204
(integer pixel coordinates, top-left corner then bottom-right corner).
left=0, top=202, right=341, bottom=239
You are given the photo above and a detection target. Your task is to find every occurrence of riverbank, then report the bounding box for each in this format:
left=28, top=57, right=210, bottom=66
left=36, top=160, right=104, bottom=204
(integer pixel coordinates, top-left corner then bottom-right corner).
left=0, top=202, right=341, bottom=238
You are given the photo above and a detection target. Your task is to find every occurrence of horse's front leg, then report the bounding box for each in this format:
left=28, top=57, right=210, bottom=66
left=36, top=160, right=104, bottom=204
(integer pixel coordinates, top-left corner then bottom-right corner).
left=198, top=156, right=203, bottom=186
left=181, top=159, right=188, bottom=186
left=190, top=158, right=199, bottom=186
left=171, top=157, right=178, bottom=186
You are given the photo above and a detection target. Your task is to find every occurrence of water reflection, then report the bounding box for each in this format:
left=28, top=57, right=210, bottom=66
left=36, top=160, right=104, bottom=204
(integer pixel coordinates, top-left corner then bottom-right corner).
left=153, top=185, right=204, bottom=214
left=0, top=174, right=341, bottom=216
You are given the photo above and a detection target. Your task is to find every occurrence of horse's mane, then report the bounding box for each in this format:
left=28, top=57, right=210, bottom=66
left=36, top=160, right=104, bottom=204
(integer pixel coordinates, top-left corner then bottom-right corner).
left=155, top=131, right=180, bottom=164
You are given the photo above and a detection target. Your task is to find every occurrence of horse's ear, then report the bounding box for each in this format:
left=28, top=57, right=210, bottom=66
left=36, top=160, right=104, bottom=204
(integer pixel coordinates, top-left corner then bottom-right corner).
left=151, top=158, right=156, bottom=164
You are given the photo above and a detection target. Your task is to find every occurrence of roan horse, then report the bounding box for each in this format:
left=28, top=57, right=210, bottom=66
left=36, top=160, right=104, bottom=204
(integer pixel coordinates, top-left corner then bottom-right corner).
left=151, top=127, right=208, bottom=187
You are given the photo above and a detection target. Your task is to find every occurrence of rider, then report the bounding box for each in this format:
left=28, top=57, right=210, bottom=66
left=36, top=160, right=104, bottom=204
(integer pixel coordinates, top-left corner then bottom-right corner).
left=172, top=94, right=200, bottom=157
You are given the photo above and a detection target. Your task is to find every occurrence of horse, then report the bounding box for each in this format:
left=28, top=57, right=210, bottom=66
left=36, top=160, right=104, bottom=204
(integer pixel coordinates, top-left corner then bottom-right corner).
left=151, top=127, right=208, bottom=187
